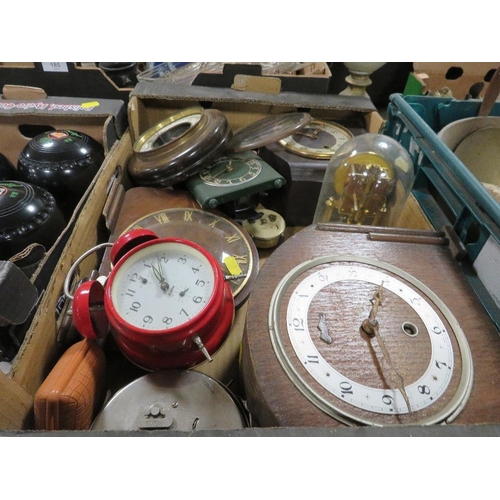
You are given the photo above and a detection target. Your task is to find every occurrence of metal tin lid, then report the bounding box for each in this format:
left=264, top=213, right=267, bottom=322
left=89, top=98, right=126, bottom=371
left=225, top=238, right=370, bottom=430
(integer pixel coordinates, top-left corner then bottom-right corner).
left=91, top=370, right=248, bottom=431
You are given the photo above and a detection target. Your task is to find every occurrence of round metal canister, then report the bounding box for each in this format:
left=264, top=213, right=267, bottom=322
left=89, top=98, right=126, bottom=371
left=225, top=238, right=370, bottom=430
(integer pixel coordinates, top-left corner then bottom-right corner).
left=91, top=370, right=248, bottom=432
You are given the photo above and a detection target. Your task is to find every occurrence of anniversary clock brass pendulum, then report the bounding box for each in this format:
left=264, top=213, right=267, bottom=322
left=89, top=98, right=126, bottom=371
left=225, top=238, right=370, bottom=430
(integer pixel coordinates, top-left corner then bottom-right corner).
left=313, top=133, right=415, bottom=227
left=241, top=223, right=500, bottom=427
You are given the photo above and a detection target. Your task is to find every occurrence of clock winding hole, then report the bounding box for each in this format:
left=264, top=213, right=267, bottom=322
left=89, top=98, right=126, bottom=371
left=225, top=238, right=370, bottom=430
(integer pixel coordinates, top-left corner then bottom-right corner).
left=402, top=321, right=418, bottom=337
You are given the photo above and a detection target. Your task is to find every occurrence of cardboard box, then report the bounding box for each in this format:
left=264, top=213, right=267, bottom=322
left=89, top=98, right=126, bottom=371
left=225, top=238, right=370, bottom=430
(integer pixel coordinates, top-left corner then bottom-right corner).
left=0, top=83, right=432, bottom=434
left=0, top=85, right=126, bottom=281
left=127, top=82, right=386, bottom=226
left=0, top=85, right=127, bottom=163
left=0, top=87, right=127, bottom=429
left=412, top=62, right=500, bottom=99
left=0, top=63, right=141, bottom=103
left=128, top=80, right=382, bottom=144
left=0, top=132, right=131, bottom=430
left=191, top=62, right=332, bottom=94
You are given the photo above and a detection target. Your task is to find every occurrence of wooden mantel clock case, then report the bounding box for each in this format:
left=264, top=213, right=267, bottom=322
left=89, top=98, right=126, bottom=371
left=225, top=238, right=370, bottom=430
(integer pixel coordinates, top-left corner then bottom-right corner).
left=241, top=223, right=500, bottom=427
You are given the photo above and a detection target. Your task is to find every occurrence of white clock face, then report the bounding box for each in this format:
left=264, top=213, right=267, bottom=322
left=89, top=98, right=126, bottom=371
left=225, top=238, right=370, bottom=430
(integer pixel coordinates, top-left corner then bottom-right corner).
left=269, top=255, right=473, bottom=426
left=110, top=241, right=215, bottom=330
left=288, top=265, right=454, bottom=414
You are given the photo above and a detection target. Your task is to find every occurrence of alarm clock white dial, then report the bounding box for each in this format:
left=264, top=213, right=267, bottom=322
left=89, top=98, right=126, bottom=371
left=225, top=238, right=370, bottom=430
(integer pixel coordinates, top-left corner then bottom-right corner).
left=111, top=241, right=215, bottom=330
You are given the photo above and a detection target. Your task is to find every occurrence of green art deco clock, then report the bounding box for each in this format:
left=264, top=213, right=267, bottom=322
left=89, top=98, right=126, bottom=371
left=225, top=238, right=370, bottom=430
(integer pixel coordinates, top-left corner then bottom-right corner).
left=186, top=150, right=286, bottom=209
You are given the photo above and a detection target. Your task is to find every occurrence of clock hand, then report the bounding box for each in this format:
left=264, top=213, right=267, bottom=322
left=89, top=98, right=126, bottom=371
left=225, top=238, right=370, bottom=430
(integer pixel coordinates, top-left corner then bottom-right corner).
left=151, top=261, right=169, bottom=292
left=317, top=313, right=332, bottom=344
left=211, top=160, right=234, bottom=179
left=361, top=284, right=412, bottom=413
left=297, top=127, right=321, bottom=140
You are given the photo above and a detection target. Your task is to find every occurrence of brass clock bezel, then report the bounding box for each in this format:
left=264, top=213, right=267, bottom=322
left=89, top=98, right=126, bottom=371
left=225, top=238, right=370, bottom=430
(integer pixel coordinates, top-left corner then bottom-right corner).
left=278, top=119, right=354, bottom=160
left=133, top=107, right=204, bottom=153
left=128, top=108, right=232, bottom=188
left=269, top=254, right=474, bottom=426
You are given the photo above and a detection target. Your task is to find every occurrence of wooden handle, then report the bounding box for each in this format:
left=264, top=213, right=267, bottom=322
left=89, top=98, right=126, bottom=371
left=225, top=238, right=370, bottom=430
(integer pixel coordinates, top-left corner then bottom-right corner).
left=478, top=66, right=500, bottom=116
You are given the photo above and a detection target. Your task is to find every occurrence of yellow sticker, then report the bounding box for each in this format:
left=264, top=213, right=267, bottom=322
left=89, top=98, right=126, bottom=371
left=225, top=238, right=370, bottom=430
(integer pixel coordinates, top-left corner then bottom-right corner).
left=81, top=101, right=100, bottom=109
left=224, top=255, right=242, bottom=275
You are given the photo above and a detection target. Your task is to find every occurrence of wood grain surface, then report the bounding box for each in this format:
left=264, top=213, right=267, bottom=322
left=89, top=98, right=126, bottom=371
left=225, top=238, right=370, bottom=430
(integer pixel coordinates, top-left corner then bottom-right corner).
left=242, top=224, right=500, bottom=427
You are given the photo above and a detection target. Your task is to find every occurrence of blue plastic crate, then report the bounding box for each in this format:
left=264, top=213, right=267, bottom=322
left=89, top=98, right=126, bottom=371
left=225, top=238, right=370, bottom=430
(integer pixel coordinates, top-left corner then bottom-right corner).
left=383, top=93, right=500, bottom=331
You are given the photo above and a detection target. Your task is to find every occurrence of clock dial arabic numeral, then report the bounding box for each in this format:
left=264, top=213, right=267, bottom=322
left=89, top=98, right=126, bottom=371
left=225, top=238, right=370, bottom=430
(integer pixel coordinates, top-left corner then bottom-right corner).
left=347, top=269, right=358, bottom=278
left=291, top=317, right=305, bottom=331
left=382, top=394, right=394, bottom=406
left=339, top=381, right=354, bottom=395
left=410, top=296, right=421, bottom=306
left=143, top=315, right=153, bottom=324
left=418, top=385, right=431, bottom=395
left=130, top=301, right=141, bottom=312
left=435, top=360, right=449, bottom=370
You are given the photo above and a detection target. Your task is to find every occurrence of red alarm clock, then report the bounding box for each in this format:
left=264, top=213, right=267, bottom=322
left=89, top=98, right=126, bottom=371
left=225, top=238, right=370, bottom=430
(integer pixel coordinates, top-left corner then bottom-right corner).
left=72, top=229, right=235, bottom=370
